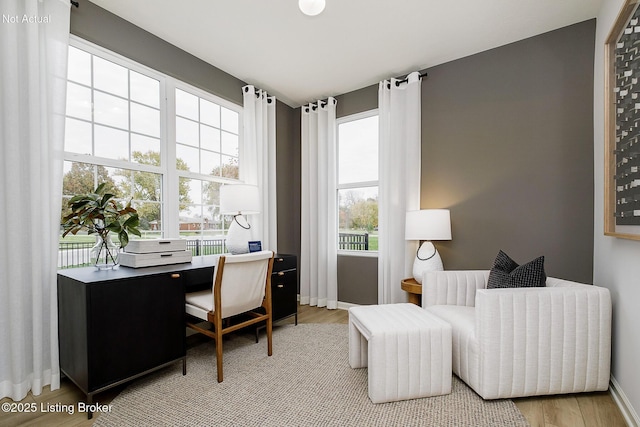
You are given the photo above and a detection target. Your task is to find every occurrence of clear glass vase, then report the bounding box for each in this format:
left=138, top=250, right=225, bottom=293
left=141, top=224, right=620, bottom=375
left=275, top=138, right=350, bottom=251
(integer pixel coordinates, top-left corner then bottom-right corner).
left=90, top=234, right=119, bottom=270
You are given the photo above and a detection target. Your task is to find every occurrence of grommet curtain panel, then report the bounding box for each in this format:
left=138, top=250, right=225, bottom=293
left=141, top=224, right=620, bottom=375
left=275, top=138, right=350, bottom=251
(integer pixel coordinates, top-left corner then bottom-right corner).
left=300, top=99, right=338, bottom=309
left=0, top=0, right=70, bottom=400
left=378, top=71, right=422, bottom=304
left=242, top=86, right=277, bottom=251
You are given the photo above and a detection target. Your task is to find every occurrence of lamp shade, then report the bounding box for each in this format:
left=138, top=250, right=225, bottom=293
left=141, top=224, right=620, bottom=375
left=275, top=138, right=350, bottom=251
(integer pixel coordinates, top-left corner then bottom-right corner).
left=405, top=209, right=452, bottom=241
left=298, top=0, right=325, bottom=16
left=220, top=184, right=260, bottom=215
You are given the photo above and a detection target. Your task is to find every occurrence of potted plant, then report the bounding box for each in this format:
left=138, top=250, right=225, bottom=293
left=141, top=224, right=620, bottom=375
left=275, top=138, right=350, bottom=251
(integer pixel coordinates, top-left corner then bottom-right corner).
left=61, top=183, right=141, bottom=269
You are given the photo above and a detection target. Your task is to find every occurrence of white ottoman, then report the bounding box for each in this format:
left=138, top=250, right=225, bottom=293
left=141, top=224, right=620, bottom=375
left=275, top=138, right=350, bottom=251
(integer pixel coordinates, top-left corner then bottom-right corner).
left=349, top=303, right=452, bottom=403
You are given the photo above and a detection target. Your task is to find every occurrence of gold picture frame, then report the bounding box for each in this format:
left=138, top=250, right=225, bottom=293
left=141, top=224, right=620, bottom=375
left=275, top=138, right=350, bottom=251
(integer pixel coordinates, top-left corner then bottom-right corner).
left=605, top=0, right=640, bottom=240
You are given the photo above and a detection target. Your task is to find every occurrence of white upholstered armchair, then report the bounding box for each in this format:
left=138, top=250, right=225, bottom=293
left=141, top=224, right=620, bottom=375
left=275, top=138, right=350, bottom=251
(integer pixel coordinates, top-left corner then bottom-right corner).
left=422, top=270, right=612, bottom=400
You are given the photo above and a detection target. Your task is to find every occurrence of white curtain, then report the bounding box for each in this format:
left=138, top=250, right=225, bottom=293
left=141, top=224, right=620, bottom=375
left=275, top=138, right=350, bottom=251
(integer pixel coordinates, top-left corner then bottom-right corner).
left=378, top=72, right=422, bottom=304
left=0, top=0, right=70, bottom=400
left=300, top=98, right=338, bottom=309
left=242, top=85, right=277, bottom=251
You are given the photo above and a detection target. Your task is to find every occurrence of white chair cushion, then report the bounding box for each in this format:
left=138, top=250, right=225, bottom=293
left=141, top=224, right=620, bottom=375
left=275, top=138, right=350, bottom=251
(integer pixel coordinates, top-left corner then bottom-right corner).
left=426, top=305, right=479, bottom=388
left=185, top=290, right=213, bottom=320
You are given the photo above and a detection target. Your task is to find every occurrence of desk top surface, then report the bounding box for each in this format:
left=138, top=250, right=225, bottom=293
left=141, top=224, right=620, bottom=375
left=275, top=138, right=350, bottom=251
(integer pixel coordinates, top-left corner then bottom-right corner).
left=57, top=255, right=218, bottom=283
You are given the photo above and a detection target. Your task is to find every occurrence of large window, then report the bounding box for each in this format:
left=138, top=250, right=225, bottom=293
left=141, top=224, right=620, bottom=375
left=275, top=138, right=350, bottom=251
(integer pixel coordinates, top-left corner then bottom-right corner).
left=337, top=111, right=379, bottom=253
left=60, top=38, right=243, bottom=267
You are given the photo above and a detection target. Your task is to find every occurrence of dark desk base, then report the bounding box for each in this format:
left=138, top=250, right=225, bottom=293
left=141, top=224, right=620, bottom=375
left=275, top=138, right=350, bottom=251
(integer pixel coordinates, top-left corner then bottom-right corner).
left=57, top=256, right=216, bottom=419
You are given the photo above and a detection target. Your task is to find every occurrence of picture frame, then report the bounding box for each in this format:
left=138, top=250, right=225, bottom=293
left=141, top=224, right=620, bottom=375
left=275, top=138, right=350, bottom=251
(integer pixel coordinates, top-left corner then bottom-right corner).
left=605, top=0, right=640, bottom=240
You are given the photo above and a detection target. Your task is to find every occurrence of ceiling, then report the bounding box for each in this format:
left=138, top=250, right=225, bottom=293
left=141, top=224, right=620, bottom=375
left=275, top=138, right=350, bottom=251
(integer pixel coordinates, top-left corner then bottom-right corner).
left=88, top=0, right=603, bottom=107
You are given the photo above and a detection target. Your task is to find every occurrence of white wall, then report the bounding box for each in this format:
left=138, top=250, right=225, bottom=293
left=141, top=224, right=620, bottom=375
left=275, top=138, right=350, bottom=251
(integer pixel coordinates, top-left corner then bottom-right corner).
left=594, top=0, right=640, bottom=424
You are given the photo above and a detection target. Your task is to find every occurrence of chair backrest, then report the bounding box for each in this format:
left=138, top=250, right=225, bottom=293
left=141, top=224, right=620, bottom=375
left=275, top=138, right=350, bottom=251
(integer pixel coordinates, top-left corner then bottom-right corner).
left=213, top=250, right=274, bottom=319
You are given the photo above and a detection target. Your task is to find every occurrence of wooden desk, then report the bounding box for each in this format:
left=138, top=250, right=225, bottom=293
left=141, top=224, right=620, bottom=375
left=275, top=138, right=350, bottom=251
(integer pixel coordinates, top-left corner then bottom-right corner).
left=401, top=277, right=422, bottom=305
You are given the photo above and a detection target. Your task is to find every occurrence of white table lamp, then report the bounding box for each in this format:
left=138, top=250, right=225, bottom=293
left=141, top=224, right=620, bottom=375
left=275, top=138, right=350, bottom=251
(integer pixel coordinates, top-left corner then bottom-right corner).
left=405, top=209, right=452, bottom=284
left=220, top=184, right=260, bottom=254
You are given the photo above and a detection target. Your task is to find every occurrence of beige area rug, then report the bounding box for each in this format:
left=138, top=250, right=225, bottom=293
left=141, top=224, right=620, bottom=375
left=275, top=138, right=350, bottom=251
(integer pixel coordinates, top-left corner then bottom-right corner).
left=94, top=324, right=529, bottom=427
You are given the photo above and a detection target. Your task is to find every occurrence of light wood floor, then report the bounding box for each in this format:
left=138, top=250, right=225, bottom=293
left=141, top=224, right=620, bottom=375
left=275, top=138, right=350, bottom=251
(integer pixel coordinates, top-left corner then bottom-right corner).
left=0, top=305, right=627, bottom=427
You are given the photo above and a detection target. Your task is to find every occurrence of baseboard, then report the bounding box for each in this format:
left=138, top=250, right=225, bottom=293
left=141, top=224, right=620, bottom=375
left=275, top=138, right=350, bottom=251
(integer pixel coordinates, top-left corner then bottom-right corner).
left=610, top=375, right=640, bottom=427
left=336, top=301, right=359, bottom=310
left=296, top=295, right=361, bottom=311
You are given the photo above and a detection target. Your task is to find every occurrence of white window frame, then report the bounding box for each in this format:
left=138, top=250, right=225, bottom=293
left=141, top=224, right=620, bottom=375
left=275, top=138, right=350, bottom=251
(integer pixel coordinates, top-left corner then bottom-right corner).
left=336, top=109, right=379, bottom=257
left=64, top=36, right=244, bottom=240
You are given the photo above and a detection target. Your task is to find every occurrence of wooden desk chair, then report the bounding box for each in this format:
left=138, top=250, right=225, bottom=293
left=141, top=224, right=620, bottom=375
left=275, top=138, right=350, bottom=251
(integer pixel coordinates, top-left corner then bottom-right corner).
left=185, top=250, right=274, bottom=382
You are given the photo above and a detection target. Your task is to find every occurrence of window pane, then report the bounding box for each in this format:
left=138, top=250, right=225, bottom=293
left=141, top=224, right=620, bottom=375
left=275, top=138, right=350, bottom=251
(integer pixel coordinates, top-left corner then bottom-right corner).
left=94, top=91, right=128, bottom=130
left=176, top=116, right=199, bottom=147
left=66, top=82, right=92, bottom=121
left=130, top=71, right=159, bottom=108
left=185, top=178, right=202, bottom=205
left=201, top=150, right=220, bottom=176
left=221, top=107, right=238, bottom=133
left=221, top=131, right=238, bottom=156
left=131, top=135, right=160, bottom=165
left=176, top=88, right=198, bottom=120
left=64, top=118, right=92, bottom=154
left=93, top=56, right=128, bottom=98
left=338, top=115, right=379, bottom=184
left=104, top=166, right=127, bottom=198
left=132, top=201, right=162, bottom=237
left=130, top=102, right=160, bottom=137
left=176, top=144, right=199, bottom=172
left=338, top=187, right=378, bottom=251
left=131, top=171, right=162, bottom=201
left=200, top=124, right=220, bottom=152
left=62, top=161, right=105, bottom=196
left=200, top=98, right=220, bottom=127
left=179, top=178, right=225, bottom=244
left=202, top=180, right=221, bottom=206
left=94, top=125, right=129, bottom=160
left=221, top=155, right=239, bottom=179
left=68, top=46, right=91, bottom=86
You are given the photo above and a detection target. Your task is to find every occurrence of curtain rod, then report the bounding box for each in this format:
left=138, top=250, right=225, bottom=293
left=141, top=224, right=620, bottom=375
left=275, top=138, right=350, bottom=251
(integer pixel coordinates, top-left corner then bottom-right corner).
left=70, top=0, right=79, bottom=7
left=394, top=70, right=428, bottom=86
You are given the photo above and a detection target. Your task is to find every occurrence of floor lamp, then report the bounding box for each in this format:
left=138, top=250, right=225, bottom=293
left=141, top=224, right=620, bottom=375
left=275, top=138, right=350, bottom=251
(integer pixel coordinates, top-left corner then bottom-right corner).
left=220, top=184, right=260, bottom=254
left=405, top=209, right=452, bottom=284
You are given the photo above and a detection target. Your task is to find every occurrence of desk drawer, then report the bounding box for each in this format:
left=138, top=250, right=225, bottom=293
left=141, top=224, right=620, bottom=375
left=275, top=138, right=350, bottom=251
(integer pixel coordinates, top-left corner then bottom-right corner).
left=271, top=270, right=297, bottom=321
left=273, top=254, right=296, bottom=272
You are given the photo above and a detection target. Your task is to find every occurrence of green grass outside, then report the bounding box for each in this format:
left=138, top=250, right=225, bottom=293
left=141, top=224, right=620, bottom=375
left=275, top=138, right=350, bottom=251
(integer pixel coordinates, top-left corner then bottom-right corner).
left=368, top=235, right=378, bottom=251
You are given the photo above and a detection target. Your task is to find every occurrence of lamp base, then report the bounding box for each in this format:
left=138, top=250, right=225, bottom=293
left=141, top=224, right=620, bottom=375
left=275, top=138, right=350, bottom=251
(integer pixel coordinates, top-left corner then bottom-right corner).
left=225, top=215, right=251, bottom=254
left=412, top=241, right=444, bottom=284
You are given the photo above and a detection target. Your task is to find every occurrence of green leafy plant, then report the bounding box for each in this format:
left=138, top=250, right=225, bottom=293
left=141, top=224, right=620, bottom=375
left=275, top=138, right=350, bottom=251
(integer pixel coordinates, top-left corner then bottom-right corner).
left=61, top=183, right=141, bottom=248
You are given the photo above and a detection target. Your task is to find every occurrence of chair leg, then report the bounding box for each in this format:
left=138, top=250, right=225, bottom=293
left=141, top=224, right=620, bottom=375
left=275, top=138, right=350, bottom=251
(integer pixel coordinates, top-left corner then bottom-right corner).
left=215, top=330, right=224, bottom=382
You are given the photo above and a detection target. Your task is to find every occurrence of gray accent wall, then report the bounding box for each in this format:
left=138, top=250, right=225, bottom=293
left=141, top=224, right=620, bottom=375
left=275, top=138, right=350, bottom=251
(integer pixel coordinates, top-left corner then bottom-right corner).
left=422, top=19, right=595, bottom=283
left=334, top=19, right=596, bottom=303
left=275, top=102, right=300, bottom=257
left=337, top=256, right=378, bottom=305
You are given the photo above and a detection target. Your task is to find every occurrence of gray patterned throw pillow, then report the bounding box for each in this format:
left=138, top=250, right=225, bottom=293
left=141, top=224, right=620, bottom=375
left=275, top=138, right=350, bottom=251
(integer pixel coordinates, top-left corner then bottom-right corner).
left=487, top=250, right=546, bottom=289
